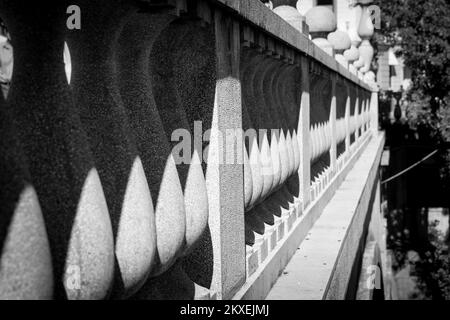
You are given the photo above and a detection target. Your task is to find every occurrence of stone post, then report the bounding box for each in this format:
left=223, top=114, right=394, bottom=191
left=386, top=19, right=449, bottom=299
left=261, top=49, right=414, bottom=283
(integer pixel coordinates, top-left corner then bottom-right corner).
left=298, top=55, right=311, bottom=209
left=207, top=10, right=245, bottom=300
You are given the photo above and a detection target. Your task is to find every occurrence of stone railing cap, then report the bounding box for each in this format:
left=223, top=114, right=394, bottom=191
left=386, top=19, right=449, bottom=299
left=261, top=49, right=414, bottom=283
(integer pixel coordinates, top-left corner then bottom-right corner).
left=212, top=0, right=371, bottom=91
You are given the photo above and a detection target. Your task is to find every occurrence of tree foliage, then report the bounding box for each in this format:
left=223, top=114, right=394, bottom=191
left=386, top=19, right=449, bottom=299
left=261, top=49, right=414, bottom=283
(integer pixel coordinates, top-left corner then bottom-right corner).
left=376, top=0, right=450, bottom=199
left=376, top=0, right=450, bottom=300
left=375, top=0, right=450, bottom=113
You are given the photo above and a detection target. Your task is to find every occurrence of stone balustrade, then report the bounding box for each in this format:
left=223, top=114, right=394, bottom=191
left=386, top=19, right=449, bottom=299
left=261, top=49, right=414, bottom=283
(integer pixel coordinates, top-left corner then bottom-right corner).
left=0, top=0, right=378, bottom=300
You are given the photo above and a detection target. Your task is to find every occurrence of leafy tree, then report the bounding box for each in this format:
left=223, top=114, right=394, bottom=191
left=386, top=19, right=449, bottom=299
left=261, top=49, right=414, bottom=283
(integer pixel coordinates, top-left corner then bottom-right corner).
left=412, top=221, right=450, bottom=300
left=375, top=0, right=450, bottom=114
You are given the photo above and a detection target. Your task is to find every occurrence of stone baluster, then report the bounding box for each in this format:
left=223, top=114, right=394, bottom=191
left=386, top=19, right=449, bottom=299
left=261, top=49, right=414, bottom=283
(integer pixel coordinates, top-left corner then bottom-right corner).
left=272, top=56, right=301, bottom=204
left=362, top=94, right=368, bottom=133
left=244, top=145, right=253, bottom=211
left=149, top=18, right=211, bottom=256
left=259, top=93, right=294, bottom=216
left=318, top=123, right=324, bottom=161
left=241, top=47, right=267, bottom=209
left=365, top=96, right=370, bottom=133
left=117, top=8, right=211, bottom=299
left=305, top=6, right=337, bottom=56
left=261, top=57, right=290, bottom=192
left=309, top=64, right=331, bottom=172
left=66, top=0, right=163, bottom=299
left=366, top=98, right=370, bottom=133
left=0, top=1, right=116, bottom=299
left=207, top=10, right=245, bottom=300
left=361, top=97, right=367, bottom=134
left=319, top=123, right=324, bottom=161
left=246, top=49, right=277, bottom=202
left=0, top=86, right=53, bottom=299
left=320, top=123, right=326, bottom=157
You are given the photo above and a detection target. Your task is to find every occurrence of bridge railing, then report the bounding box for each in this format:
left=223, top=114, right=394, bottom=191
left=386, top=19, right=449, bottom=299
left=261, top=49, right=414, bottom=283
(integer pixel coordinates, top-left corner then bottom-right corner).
left=0, top=0, right=378, bottom=300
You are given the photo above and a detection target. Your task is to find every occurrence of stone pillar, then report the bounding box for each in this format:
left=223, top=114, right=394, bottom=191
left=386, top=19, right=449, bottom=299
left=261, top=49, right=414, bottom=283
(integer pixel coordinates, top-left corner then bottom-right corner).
left=298, top=55, right=311, bottom=209
left=305, top=6, right=337, bottom=56
left=207, top=10, right=245, bottom=300
left=67, top=0, right=158, bottom=299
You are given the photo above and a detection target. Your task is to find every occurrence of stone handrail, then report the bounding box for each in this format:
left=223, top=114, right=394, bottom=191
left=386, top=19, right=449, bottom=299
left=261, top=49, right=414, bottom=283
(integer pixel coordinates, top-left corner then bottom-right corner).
left=0, top=0, right=378, bottom=300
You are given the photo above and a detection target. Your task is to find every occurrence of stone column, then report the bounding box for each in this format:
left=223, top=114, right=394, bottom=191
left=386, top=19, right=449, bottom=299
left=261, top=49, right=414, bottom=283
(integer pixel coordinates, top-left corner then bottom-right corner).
left=207, top=10, right=245, bottom=300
